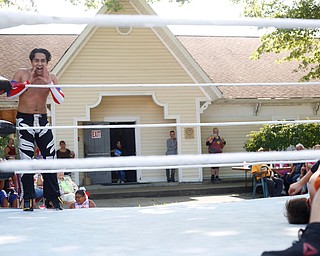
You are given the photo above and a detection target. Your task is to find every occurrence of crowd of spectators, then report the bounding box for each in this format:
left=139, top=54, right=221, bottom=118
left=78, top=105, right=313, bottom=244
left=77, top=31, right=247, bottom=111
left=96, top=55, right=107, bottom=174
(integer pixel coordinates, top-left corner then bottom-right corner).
left=0, top=138, right=95, bottom=209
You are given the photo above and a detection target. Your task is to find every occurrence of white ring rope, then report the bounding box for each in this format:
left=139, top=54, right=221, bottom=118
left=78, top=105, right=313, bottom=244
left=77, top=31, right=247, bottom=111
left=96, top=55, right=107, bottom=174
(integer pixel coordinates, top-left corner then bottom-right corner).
left=26, top=81, right=320, bottom=88
left=0, top=12, right=320, bottom=30
left=0, top=150, right=318, bottom=174
left=15, top=119, right=320, bottom=131
left=12, top=160, right=314, bottom=174
left=1, top=12, right=319, bottom=177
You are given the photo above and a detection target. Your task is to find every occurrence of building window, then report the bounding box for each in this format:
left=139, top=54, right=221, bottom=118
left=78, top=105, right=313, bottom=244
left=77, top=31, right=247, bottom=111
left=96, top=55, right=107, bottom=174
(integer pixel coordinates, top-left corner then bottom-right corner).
left=116, top=26, right=132, bottom=35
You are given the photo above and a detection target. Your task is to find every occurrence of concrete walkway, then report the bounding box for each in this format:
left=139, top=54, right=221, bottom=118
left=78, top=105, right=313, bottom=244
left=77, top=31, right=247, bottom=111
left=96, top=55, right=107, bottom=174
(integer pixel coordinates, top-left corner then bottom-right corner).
left=92, top=193, right=251, bottom=208
left=0, top=194, right=305, bottom=256
left=87, top=179, right=250, bottom=199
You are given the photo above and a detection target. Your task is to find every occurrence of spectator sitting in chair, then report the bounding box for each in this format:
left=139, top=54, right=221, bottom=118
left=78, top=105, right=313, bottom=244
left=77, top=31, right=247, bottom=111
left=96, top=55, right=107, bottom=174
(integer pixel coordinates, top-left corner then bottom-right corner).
left=0, top=185, right=9, bottom=208
left=262, top=165, right=320, bottom=255
left=57, top=172, right=78, bottom=208
left=3, top=176, right=19, bottom=208
left=0, top=158, right=19, bottom=208
left=283, top=143, right=306, bottom=194
left=0, top=176, right=19, bottom=208
left=20, top=173, right=44, bottom=209
left=285, top=159, right=320, bottom=224
left=0, top=176, right=16, bottom=208
left=252, top=160, right=284, bottom=197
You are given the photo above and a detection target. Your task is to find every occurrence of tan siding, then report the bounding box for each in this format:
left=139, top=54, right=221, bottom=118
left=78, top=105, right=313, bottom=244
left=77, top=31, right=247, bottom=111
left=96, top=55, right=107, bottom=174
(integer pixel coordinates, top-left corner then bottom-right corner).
left=60, top=28, right=193, bottom=84
left=55, top=87, right=204, bottom=182
left=200, top=102, right=320, bottom=179
left=91, top=95, right=174, bottom=181
left=54, top=0, right=210, bottom=183
left=133, top=0, right=221, bottom=99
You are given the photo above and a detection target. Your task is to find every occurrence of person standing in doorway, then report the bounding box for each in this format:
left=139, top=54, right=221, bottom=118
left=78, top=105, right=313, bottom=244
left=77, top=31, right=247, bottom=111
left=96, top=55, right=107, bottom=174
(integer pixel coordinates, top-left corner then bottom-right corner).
left=166, top=130, right=177, bottom=182
left=112, top=141, right=126, bottom=184
left=206, top=127, right=226, bottom=183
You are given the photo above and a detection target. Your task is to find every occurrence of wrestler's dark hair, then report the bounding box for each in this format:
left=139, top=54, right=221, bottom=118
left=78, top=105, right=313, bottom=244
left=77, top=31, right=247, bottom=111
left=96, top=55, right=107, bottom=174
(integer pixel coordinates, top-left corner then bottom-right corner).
left=285, top=197, right=311, bottom=224
left=29, top=48, right=52, bottom=62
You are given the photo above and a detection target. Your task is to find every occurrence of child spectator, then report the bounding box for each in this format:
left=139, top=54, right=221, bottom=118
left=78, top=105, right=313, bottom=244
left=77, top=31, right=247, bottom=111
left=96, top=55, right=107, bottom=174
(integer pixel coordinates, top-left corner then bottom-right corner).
left=70, top=189, right=96, bottom=209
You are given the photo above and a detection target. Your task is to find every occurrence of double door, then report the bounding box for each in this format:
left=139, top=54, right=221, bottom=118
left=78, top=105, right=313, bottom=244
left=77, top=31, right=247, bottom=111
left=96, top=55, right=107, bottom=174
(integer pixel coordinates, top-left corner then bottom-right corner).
left=84, top=122, right=136, bottom=184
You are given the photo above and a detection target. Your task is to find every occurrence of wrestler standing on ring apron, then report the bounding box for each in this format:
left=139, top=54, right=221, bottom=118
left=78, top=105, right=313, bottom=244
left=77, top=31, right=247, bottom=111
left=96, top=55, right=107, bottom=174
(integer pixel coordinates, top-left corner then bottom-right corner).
left=8, top=48, right=64, bottom=211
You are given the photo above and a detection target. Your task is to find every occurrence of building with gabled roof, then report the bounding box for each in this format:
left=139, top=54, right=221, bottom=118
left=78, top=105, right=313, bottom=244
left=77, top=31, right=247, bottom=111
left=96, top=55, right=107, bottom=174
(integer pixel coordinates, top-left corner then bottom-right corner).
left=1, top=0, right=319, bottom=184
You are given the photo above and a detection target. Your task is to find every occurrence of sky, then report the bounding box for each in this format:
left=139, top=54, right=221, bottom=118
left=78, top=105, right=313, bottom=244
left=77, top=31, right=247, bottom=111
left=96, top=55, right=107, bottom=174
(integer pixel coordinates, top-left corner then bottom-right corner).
left=0, top=0, right=261, bottom=36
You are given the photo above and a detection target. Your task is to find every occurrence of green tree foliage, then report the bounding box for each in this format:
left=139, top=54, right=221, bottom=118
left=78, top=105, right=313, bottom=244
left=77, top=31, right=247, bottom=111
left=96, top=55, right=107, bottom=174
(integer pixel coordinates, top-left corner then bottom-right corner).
left=0, top=0, right=36, bottom=11
left=68, top=0, right=124, bottom=11
left=244, top=122, right=320, bottom=151
left=0, top=0, right=190, bottom=12
left=231, top=0, right=320, bottom=81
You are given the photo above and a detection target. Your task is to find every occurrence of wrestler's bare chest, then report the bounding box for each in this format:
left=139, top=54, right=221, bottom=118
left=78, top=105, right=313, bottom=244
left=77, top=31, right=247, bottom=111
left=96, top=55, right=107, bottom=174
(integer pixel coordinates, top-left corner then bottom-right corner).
left=18, top=88, right=50, bottom=114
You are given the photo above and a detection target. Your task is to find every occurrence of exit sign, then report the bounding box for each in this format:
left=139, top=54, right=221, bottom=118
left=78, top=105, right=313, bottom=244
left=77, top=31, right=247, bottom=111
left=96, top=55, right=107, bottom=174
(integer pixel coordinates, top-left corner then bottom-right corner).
left=91, top=130, right=101, bottom=139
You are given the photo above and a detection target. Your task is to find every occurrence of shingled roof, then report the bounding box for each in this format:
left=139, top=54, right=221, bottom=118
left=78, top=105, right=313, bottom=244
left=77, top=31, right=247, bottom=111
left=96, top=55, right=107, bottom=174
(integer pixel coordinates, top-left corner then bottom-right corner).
left=0, top=34, right=77, bottom=79
left=177, top=36, right=320, bottom=99
left=0, top=34, right=319, bottom=101
left=0, top=34, right=77, bottom=105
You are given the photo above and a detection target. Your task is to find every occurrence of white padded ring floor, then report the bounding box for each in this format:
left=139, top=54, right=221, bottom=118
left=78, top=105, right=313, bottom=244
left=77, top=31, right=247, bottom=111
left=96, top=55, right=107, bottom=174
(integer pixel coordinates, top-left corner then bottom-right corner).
left=0, top=195, right=305, bottom=256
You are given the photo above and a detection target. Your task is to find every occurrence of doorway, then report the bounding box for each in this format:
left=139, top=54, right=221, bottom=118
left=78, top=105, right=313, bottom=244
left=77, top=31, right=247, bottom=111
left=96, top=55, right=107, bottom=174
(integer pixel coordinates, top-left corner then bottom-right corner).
left=110, top=122, right=136, bottom=183
left=83, top=122, right=111, bottom=184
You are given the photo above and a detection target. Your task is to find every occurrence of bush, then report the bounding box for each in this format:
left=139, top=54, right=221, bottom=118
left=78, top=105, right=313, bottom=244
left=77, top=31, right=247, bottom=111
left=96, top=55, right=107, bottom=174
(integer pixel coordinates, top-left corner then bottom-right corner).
left=244, top=123, right=320, bottom=151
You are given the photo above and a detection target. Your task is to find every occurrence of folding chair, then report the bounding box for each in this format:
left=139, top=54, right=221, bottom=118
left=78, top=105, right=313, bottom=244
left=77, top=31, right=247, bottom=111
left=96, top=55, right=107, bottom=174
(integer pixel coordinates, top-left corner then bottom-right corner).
left=252, top=173, right=269, bottom=199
